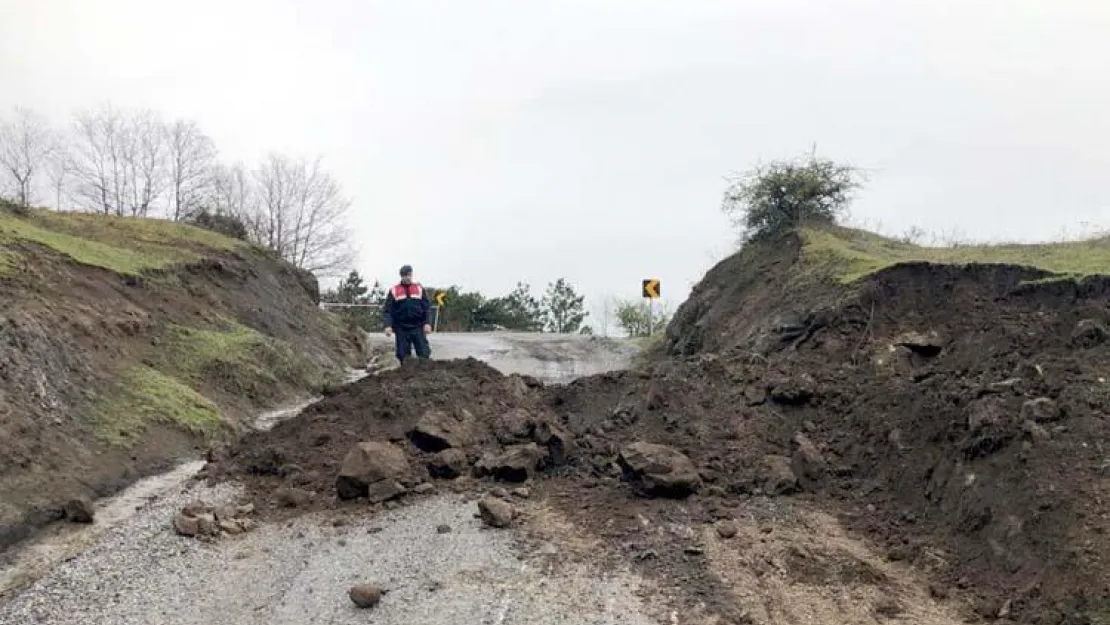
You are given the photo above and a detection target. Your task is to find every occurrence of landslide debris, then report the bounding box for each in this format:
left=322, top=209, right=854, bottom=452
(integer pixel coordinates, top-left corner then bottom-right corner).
left=203, top=226, right=1110, bottom=624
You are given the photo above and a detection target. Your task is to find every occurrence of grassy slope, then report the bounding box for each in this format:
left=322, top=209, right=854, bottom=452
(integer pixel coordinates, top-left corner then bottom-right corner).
left=0, top=208, right=342, bottom=447
left=802, top=225, right=1110, bottom=283
left=0, top=209, right=243, bottom=275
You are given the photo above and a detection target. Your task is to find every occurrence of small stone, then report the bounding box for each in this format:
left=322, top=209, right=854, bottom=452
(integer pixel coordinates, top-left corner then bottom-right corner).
left=275, top=487, right=313, bottom=508
left=63, top=499, right=95, bottom=524
left=413, top=483, right=435, bottom=494
left=181, top=501, right=211, bottom=517
left=218, top=520, right=243, bottom=535
left=213, top=505, right=239, bottom=522
left=348, top=583, right=382, bottom=609
left=511, top=487, right=531, bottom=499
left=332, top=518, right=349, bottom=527
left=236, top=502, right=256, bottom=516
left=173, top=512, right=201, bottom=537
left=195, top=514, right=218, bottom=536
left=491, top=487, right=510, bottom=499
left=715, top=520, right=740, bottom=539
left=684, top=545, right=705, bottom=555
left=436, top=524, right=452, bottom=534
left=478, top=497, right=515, bottom=528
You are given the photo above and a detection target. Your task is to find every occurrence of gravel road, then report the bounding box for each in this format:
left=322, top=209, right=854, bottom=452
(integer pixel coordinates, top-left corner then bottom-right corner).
left=0, top=333, right=653, bottom=625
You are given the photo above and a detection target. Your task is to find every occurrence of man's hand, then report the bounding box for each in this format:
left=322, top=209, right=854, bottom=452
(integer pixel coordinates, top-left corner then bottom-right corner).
left=384, top=327, right=393, bottom=337
left=423, top=324, right=432, bottom=334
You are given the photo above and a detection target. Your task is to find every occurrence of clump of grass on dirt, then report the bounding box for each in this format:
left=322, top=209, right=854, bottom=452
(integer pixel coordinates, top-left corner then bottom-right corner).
left=802, top=225, right=1110, bottom=283
left=93, top=365, right=226, bottom=445
left=156, top=319, right=336, bottom=396
left=0, top=209, right=242, bottom=276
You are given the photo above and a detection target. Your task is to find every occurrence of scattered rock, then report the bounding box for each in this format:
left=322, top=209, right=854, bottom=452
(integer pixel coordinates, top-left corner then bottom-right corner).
left=366, top=480, right=406, bottom=504
left=213, top=504, right=240, bottom=523
left=413, top=482, right=434, bottom=494
left=684, top=545, right=705, bottom=555
left=63, top=499, right=95, bottom=524
left=791, top=433, right=826, bottom=484
left=494, top=408, right=537, bottom=443
left=348, top=583, right=383, bottom=609
left=478, top=497, right=515, bottom=528
left=275, top=487, right=314, bottom=508
left=436, top=524, right=452, bottom=534
left=195, top=513, right=218, bottom=536
left=218, top=520, right=243, bottom=535
left=769, top=375, right=815, bottom=405
left=408, top=409, right=477, bottom=452
left=428, top=448, right=470, bottom=479
left=894, top=330, right=945, bottom=357
left=1021, top=397, right=1062, bottom=424
left=335, top=441, right=411, bottom=500
left=1022, top=419, right=1051, bottom=443
left=474, top=443, right=544, bottom=483
left=1071, top=319, right=1108, bottom=348
left=617, top=442, right=701, bottom=498
left=532, top=420, right=573, bottom=466
left=237, top=502, right=256, bottom=516
left=928, top=583, right=950, bottom=600
left=715, top=519, right=740, bottom=539
left=181, top=501, right=212, bottom=517
left=761, top=455, right=800, bottom=495
left=873, top=597, right=904, bottom=618
left=490, top=487, right=510, bottom=499
left=511, top=487, right=531, bottom=499
left=173, top=512, right=201, bottom=537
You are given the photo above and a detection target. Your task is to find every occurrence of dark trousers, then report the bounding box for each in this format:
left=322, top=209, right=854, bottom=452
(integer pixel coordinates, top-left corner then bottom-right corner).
left=394, top=326, right=431, bottom=362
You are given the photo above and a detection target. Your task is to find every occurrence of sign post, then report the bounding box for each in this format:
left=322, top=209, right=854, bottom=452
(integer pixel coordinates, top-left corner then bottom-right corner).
left=434, top=292, right=447, bottom=332
left=641, top=278, right=660, bottom=337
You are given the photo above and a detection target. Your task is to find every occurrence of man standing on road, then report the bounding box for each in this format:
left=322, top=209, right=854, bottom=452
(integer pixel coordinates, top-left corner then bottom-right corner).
left=382, top=264, right=433, bottom=363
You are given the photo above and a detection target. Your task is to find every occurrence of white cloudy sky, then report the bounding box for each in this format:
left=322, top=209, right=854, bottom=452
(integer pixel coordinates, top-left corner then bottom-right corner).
left=2, top=0, right=1109, bottom=326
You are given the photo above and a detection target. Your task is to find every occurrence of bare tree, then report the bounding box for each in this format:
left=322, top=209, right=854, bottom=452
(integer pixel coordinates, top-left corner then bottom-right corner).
left=70, top=105, right=170, bottom=216
left=167, top=119, right=216, bottom=220
left=71, top=105, right=127, bottom=215
left=123, top=109, right=168, bottom=217
left=252, top=153, right=354, bottom=277
left=47, top=144, right=75, bottom=211
left=0, top=107, right=56, bottom=209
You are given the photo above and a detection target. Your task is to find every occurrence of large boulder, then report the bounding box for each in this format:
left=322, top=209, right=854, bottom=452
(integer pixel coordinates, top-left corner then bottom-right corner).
left=408, top=409, right=478, bottom=452
left=617, top=442, right=701, bottom=498
left=336, top=441, right=411, bottom=500
left=473, top=444, right=544, bottom=483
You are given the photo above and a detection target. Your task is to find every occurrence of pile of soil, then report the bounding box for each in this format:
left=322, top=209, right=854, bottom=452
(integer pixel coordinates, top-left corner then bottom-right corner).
left=203, top=358, right=570, bottom=516
left=204, top=232, right=1110, bottom=625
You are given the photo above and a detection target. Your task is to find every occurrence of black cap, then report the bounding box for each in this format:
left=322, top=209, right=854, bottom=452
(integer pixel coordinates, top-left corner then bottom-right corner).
left=399, top=264, right=413, bottom=276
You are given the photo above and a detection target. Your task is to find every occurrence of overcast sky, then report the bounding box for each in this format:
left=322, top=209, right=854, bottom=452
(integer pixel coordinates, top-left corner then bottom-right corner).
left=2, top=0, right=1109, bottom=328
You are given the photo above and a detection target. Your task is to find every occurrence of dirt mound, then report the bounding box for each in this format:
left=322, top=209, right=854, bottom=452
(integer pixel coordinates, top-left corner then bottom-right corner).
left=203, top=359, right=570, bottom=516
left=608, top=231, right=1110, bottom=624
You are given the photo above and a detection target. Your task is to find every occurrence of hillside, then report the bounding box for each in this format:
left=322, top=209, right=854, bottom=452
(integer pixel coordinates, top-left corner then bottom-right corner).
left=643, top=225, right=1110, bottom=622
left=0, top=206, right=363, bottom=550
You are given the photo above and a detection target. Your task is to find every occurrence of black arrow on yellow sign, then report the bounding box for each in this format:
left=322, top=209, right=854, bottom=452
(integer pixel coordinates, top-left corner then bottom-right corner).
left=642, top=278, right=660, bottom=299
left=435, top=292, right=447, bottom=306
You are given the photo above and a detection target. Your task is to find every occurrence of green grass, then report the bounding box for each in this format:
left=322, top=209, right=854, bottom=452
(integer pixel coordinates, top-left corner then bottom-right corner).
left=0, top=248, right=18, bottom=274
left=156, top=319, right=333, bottom=395
left=94, top=365, right=226, bottom=445
left=801, top=226, right=1110, bottom=284
left=0, top=209, right=242, bottom=276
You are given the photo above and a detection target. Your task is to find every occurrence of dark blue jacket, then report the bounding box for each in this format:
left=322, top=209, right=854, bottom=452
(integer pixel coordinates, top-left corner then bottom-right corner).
left=382, top=282, right=431, bottom=329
